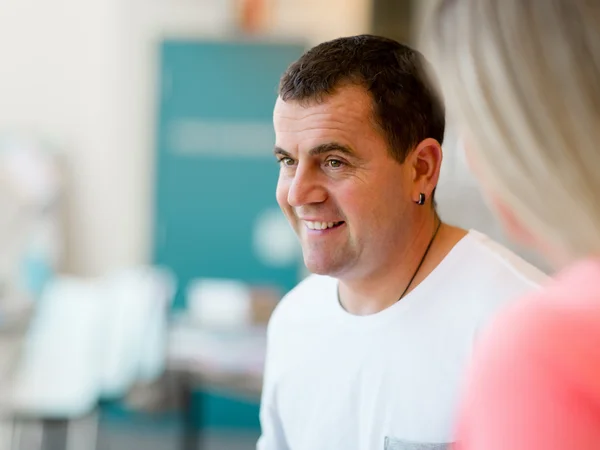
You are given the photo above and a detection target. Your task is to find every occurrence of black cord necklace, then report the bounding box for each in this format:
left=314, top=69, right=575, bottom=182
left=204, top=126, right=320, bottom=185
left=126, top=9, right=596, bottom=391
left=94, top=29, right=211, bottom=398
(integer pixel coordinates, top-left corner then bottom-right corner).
left=397, top=217, right=443, bottom=301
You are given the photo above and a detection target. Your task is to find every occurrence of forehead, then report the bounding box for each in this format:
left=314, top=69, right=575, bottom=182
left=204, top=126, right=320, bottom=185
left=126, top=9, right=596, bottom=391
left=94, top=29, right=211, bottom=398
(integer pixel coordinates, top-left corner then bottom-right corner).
left=273, top=85, right=383, bottom=146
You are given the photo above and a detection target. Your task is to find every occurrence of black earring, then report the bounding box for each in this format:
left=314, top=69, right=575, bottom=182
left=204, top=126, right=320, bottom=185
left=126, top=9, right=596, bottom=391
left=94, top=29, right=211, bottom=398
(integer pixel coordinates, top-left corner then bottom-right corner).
left=416, top=193, right=426, bottom=205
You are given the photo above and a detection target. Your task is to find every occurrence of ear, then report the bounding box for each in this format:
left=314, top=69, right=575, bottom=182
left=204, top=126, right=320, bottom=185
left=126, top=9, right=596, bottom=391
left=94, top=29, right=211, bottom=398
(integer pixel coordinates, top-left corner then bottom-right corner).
left=410, top=138, right=443, bottom=204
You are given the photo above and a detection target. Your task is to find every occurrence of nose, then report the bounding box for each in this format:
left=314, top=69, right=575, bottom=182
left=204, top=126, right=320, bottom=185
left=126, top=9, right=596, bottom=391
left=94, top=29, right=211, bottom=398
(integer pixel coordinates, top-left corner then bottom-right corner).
left=287, top=164, right=327, bottom=207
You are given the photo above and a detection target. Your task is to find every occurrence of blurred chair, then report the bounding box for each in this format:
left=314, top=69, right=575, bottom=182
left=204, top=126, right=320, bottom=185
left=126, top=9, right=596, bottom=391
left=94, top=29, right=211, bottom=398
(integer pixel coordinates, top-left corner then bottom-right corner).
left=98, top=267, right=176, bottom=399
left=136, top=268, right=176, bottom=384
left=7, top=267, right=176, bottom=450
left=10, top=276, right=103, bottom=450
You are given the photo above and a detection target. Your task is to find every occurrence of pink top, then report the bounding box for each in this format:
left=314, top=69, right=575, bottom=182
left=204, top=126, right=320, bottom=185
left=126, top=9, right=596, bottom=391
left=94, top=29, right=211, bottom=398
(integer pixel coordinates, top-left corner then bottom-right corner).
left=455, top=258, right=600, bottom=450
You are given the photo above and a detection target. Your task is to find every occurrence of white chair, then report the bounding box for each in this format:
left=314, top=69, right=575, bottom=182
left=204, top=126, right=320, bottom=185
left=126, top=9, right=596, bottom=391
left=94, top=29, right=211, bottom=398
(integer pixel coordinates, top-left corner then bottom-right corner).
left=10, top=276, right=104, bottom=450
left=8, top=266, right=176, bottom=449
left=135, top=267, right=176, bottom=384
left=97, top=266, right=176, bottom=400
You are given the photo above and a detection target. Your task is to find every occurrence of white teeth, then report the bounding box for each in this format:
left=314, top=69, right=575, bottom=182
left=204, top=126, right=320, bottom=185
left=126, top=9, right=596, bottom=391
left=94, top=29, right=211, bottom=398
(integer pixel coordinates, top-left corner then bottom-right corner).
left=305, top=221, right=340, bottom=230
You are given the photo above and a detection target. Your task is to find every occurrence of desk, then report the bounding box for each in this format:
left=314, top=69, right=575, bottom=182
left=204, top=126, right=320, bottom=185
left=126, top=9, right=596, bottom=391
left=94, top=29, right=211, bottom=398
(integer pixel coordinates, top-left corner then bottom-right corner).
left=168, top=318, right=265, bottom=450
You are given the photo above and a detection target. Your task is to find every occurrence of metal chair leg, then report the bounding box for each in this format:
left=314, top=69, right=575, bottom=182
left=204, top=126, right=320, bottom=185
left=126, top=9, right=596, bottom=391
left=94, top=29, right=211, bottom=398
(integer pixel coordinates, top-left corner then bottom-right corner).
left=66, top=411, right=98, bottom=450
left=41, top=419, right=68, bottom=450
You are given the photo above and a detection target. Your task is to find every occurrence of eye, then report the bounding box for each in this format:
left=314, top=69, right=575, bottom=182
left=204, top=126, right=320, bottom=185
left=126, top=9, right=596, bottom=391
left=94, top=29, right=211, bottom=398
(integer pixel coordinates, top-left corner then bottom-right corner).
left=326, top=159, right=344, bottom=169
left=278, top=157, right=295, bottom=167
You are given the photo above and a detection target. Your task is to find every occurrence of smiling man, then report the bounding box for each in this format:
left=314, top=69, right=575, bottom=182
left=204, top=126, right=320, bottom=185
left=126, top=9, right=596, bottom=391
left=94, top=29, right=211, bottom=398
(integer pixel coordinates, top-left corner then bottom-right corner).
left=257, top=35, right=546, bottom=450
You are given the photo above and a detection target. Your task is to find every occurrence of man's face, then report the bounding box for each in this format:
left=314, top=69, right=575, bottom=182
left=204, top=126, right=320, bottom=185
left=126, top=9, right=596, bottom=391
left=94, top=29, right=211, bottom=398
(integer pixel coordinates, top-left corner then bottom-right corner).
left=274, top=84, right=416, bottom=279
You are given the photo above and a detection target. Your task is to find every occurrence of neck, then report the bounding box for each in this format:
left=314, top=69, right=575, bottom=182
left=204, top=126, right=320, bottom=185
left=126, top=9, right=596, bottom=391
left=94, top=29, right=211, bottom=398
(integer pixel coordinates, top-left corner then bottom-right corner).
left=338, top=217, right=467, bottom=316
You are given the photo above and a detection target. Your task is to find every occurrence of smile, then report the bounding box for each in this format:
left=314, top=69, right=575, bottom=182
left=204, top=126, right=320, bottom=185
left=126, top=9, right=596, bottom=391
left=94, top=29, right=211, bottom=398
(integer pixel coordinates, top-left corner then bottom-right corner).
left=303, top=221, right=345, bottom=231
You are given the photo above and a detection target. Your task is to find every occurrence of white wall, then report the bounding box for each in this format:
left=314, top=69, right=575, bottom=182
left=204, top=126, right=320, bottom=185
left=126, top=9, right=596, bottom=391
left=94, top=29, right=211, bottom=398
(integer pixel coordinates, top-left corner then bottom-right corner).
left=0, top=0, right=128, bottom=275
left=0, top=0, right=371, bottom=276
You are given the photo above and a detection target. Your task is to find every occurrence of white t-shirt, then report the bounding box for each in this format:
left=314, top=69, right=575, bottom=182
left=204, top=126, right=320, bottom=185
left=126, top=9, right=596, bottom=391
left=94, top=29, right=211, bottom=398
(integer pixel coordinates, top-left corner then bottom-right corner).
left=257, top=230, right=547, bottom=450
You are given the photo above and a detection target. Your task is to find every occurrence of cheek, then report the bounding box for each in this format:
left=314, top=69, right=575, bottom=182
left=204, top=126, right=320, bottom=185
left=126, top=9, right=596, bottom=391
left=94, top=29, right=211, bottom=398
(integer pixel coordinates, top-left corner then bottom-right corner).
left=372, top=166, right=412, bottom=212
left=335, top=180, right=390, bottom=225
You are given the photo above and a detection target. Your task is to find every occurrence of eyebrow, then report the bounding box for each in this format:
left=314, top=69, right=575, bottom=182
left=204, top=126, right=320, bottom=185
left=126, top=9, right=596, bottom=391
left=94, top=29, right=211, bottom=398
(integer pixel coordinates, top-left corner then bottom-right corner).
left=274, top=142, right=356, bottom=158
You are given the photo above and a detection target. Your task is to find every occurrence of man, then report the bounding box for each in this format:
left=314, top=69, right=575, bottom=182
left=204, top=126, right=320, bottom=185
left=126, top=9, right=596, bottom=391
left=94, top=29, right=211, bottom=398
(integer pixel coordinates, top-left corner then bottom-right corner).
left=258, top=35, right=546, bottom=450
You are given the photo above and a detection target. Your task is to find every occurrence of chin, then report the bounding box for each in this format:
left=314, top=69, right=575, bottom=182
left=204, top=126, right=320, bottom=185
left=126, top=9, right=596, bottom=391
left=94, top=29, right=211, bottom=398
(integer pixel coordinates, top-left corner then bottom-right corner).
left=303, top=257, right=346, bottom=277
left=303, top=262, right=330, bottom=276
left=302, top=256, right=330, bottom=275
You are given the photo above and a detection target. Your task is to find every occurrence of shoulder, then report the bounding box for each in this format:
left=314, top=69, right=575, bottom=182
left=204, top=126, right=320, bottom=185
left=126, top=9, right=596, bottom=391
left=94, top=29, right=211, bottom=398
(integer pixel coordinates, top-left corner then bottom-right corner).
left=454, top=231, right=548, bottom=320
left=440, top=230, right=548, bottom=333
left=465, top=229, right=548, bottom=291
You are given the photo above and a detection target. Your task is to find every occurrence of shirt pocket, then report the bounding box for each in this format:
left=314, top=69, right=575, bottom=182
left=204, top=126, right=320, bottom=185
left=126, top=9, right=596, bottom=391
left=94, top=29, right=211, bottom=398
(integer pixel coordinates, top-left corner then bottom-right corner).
left=384, top=437, right=452, bottom=450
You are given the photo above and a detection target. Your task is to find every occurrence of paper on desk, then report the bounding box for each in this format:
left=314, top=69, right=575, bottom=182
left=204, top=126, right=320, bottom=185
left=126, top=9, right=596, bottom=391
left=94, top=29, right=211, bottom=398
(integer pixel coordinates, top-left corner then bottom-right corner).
left=168, top=323, right=267, bottom=377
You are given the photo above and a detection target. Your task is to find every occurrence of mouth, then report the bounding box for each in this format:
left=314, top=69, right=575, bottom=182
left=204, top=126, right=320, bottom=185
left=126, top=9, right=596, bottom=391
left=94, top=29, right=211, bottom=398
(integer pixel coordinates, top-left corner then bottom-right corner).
left=303, top=220, right=345, bottom=231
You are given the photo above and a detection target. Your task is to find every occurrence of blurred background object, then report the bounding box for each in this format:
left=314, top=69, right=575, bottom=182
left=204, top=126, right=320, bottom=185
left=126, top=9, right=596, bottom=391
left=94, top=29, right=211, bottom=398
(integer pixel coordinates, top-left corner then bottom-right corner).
left=0, top=0, right=550, bottom=449
left=236, top=0, right=273, bottom=34
left=0, top=136, right=62, bottom=322
left=371, top=0, right=413, bottom=43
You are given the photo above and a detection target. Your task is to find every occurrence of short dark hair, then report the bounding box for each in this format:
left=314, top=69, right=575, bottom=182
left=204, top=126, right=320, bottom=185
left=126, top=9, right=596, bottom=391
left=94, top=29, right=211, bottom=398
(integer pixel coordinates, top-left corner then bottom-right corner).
left=279, top=35, right=445, bottom=163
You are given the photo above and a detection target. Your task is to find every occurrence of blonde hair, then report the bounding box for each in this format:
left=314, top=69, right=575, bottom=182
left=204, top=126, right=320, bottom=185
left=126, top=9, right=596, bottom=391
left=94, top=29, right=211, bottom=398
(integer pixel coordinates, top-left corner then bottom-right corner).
left=422, top=0, right=600, bottom=259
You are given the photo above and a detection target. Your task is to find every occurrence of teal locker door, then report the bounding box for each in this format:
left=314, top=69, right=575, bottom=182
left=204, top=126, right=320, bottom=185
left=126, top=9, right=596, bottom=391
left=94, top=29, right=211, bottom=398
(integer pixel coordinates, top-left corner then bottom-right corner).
left=154, top=40, right=305, bottom=310
left=153, top=40, right=305, bottom=430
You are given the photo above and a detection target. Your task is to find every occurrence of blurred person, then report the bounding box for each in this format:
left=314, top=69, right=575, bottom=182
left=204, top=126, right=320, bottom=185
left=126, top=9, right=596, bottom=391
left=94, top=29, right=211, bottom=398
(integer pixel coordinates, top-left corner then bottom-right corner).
left=257, top=35, right=546, bottom=450
left=423, top=0, right=600, bottom=449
